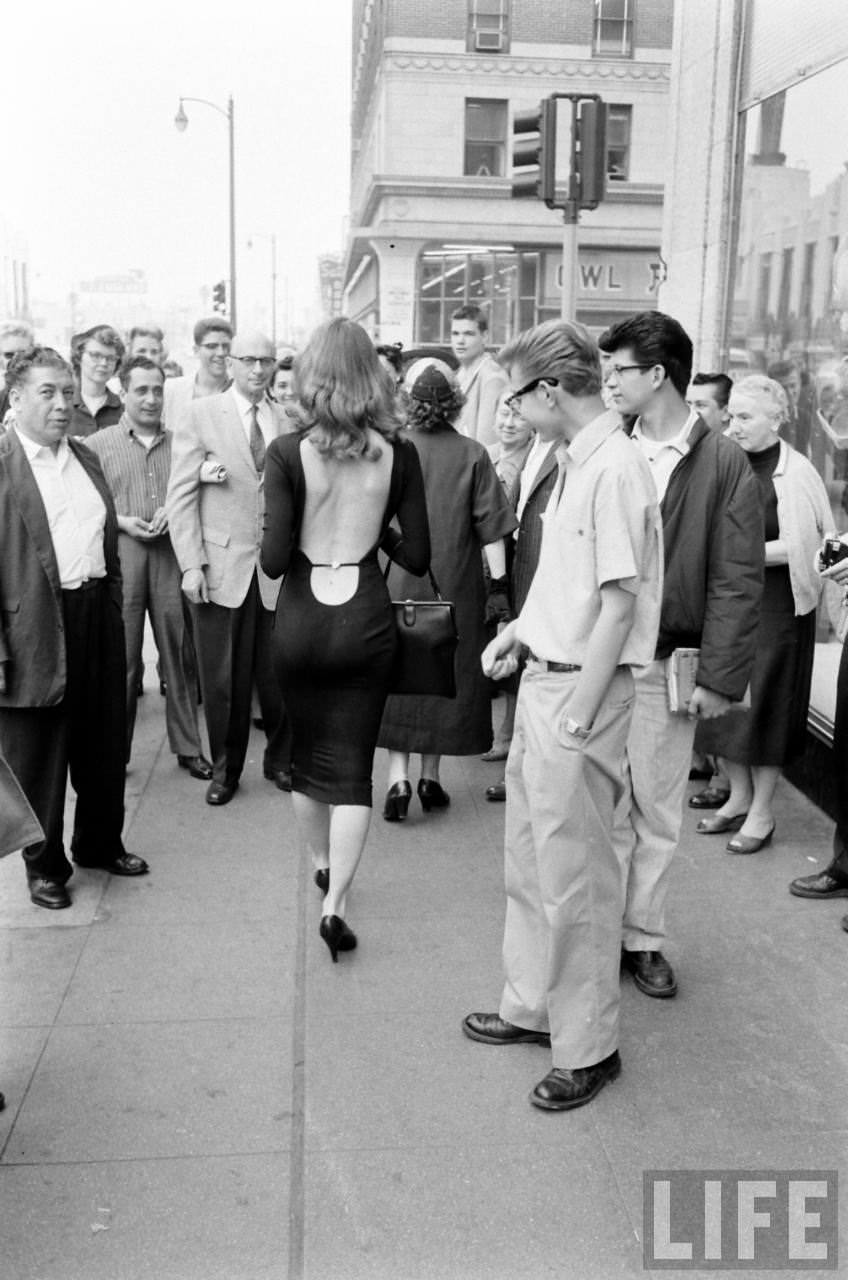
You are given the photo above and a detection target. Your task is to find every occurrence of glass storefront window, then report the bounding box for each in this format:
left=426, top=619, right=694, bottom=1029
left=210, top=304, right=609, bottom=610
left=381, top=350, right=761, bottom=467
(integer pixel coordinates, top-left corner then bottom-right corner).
left=732, top=60, right=848, bottom=732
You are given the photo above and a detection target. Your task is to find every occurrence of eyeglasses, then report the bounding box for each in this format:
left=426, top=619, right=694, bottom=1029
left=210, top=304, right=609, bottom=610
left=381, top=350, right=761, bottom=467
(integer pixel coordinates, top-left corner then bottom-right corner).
left=602, top=363, right=654, bottom=382
left=84, top=351, right=118, bottom=366
left=505, top=376, right=557, bottom=411
left=230, top=356, right=275, bottom=369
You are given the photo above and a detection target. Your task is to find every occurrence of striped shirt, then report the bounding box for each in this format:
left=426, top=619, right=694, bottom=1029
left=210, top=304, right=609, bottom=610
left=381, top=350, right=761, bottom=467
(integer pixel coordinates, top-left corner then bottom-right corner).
left=86, top=415, right=172, bottom=522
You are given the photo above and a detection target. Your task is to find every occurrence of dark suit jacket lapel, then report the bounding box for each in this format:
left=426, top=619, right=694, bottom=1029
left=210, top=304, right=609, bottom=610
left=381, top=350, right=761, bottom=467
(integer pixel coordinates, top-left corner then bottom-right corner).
left=3, top=432, right=62, bottom=598
left=526, top=442, right=559, bottom=502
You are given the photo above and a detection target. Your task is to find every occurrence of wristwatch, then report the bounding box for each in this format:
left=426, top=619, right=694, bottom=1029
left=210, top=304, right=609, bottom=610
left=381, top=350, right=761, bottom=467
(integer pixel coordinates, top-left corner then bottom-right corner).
left=564, top=717, right=591, bottom=740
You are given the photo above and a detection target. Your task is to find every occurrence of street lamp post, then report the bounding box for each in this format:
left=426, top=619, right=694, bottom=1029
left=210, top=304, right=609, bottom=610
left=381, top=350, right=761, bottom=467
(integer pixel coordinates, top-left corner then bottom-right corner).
left=174, top=94, right=237, bottom=331
left=248, top=232, right=278, bottom=346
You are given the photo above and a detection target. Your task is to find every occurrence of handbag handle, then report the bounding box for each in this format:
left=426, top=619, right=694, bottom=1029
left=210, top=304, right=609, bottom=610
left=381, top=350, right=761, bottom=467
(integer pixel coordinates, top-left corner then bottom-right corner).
left=384, top=558, right=444, bottom=601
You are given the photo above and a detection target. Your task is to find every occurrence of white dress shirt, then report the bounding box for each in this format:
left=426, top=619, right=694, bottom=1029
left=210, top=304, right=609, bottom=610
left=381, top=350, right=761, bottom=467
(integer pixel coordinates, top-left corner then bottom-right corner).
left=230, top=386, right=274, bottom=450
left=630, top=410, right=698, bottom=504
left=16, top=430, right=107, bottom=588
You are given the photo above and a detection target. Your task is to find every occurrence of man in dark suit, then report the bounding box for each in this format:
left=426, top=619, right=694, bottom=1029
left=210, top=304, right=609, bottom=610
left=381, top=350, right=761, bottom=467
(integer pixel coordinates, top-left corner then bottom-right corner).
left=0, top=348, right=149, bottom=909
left=166, top=331, right=290, bottom=806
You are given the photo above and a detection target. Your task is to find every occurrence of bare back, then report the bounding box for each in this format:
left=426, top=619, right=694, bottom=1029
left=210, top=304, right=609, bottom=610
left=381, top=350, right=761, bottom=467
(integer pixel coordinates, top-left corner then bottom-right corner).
left=298, top=429, right=394, bottom=604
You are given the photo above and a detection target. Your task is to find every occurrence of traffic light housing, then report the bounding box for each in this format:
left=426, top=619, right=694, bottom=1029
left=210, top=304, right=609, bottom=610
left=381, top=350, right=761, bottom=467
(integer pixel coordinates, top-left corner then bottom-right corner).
left=575, top=100, right=607, bottom=209
left=212, top=279, right=227, bottom=314
left=511, top=98, right=557, bottom=205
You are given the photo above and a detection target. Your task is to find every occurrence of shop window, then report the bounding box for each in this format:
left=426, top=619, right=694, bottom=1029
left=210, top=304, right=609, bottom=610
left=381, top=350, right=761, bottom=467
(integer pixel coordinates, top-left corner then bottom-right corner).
left=467, top=0, right=510, bottom=54
left=606, top=105, right=632, bottom=181
left=464, top=100, right=508, bottom=177
left=416, top=248, right=537, bottom=345
left=593, top=0, right=634, bottom=58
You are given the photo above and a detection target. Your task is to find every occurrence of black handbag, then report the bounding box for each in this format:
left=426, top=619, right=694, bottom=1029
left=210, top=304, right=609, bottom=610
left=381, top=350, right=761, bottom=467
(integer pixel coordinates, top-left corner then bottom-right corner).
left=386, top=565, right=459, bottom=698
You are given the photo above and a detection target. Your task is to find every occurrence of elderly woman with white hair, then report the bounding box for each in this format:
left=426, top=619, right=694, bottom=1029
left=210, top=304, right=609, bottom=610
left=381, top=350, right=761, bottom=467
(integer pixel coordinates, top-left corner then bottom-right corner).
left=695, top=374, right=832, bottom=853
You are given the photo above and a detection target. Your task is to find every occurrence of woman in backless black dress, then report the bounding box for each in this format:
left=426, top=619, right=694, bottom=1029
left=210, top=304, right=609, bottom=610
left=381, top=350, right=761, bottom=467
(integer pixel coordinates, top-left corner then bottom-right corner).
left=261, top=319, right=430, bottom=961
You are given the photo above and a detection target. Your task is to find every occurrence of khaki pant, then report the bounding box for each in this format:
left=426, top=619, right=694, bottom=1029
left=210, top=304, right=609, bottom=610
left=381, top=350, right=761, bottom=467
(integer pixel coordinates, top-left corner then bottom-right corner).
left=499, top=664, right=634, bottom=1069
left=614, top=659, right=697, bottom=951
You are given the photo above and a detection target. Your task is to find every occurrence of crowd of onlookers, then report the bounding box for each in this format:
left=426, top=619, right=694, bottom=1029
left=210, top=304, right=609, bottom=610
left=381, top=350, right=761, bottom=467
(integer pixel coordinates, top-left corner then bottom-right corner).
left=2, top=302, right=848, bottom=1114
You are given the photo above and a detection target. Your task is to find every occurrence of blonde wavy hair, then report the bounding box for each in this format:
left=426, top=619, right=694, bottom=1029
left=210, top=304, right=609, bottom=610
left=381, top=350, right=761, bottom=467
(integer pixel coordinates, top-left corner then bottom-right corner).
left=288, top=318, right=402, bottom=460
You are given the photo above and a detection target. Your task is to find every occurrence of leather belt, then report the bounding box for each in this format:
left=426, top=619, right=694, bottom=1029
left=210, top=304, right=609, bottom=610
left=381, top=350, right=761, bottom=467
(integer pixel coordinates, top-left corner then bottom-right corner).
left=527, top=653, right=581, bottom=673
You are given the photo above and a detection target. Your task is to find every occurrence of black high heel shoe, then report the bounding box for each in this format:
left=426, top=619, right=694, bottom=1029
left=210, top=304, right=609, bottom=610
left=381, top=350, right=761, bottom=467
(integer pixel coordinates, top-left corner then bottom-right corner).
left=319, top=915, right=357, bottom=963
left=383, top=780, right=412, bottom=822
left=314, top=868, right=329, bottom=894
left=418, top=778, right=450, bottom=812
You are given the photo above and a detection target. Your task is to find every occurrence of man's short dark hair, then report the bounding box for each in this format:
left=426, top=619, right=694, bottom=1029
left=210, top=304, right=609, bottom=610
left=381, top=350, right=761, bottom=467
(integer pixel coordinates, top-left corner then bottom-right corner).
left=70, top=325, right=126, bottom=375
left=691, top=371, right=733, bottom=408
left=451, top=304, right=488, bottom=334
left=5, top=347, right=73, bottom=394
left=118, top=355, right=165, bottom=390
left=128, top=325, right=165, bottom=346
left=193, top=316, right=234, bottom=346
left=598, top=311, right=693, bottom=398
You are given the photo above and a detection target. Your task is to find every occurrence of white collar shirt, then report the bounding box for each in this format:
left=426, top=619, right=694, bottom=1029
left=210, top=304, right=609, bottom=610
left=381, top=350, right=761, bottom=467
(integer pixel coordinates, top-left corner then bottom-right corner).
left=630, top=409, right=699, bottom=503
left=516, top=409, right=663, bottom=668
left=16, top=430, right=107, bottom=588
left=230, top=385, right=274, bottom=449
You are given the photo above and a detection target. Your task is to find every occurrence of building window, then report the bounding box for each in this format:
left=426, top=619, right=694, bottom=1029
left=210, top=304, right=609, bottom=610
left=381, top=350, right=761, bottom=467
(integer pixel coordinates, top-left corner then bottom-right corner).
left=593, top=0, right=634, bottom=58
left=467, top=0, right=510, bottom=54
left=464, top=100, right=508, bottom=177
left=606, top=105, right=632, bottom=181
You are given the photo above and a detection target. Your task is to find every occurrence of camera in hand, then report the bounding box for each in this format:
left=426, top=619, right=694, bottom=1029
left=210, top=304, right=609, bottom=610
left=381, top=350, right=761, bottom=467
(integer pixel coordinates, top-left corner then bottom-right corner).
left=820, top=536, right=848, bottom=569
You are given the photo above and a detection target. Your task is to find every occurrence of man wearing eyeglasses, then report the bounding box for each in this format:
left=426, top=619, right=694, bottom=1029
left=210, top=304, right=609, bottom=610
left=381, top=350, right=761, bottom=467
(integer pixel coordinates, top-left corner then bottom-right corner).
left=163, top=316, right=233, bottom=427
left=166, top=330, right=291, bottom=806
left=464, top=319, right=663, bottom=1111
left=599, top=312, right=763, bottom=1001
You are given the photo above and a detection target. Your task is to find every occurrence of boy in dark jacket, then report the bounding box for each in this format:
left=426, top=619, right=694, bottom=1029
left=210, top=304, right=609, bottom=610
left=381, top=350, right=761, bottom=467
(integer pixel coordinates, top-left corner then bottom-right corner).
left=600, top=312, right=764, bottom=999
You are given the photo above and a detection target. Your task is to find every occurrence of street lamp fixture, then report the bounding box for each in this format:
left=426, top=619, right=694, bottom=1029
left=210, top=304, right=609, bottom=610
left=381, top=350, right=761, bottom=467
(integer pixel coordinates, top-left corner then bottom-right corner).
left=174, top=94, right=237, bottom=330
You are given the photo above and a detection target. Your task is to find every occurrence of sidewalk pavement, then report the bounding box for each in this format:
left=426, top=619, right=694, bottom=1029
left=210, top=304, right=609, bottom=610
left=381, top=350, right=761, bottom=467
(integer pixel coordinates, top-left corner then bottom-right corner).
left=1, top=682, right=846, bottom=1280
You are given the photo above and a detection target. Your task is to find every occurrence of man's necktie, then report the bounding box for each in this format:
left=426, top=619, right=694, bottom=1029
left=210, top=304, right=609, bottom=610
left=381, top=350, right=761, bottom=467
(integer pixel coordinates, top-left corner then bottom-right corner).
left=249, top=404, right=266, bottom=473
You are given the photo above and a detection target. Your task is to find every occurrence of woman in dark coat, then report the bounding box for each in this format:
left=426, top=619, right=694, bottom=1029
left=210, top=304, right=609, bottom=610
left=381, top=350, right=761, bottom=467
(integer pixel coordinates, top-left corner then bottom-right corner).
left=379, top=360, right=517, bottom=820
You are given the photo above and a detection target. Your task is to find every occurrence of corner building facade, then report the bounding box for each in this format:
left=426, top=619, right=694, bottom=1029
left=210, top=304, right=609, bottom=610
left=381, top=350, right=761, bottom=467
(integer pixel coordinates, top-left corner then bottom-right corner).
left=345, top=0, right=673, bottom=344
left=658, top=0, right=848, bottom=773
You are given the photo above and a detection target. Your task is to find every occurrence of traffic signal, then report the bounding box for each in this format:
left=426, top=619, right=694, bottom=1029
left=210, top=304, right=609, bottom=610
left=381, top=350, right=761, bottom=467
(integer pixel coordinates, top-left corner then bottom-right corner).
left=212, top=280, right=227, bottom=314
left=575, top=100, right=607, bottom=209
left=511, top=98, right=557, bottom=204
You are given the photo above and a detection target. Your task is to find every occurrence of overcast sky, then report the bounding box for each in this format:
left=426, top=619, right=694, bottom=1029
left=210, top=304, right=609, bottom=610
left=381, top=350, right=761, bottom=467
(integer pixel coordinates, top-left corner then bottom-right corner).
left=3, top=0, right=352, bottom=342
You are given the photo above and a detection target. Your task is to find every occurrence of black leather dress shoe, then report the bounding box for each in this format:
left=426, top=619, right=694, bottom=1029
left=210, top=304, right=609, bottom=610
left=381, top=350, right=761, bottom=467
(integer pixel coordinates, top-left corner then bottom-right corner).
left=789, top=869, right=848, bottom=899
left=206, top=780, right=239, bottom=806
left=177, top=753, right=213, bottom=781
left=418, top=778, right=450, bottom=812
left=485, top=780, right=506, bottom=802
left=688, top=786, right=731, bottom=810
left=73, top=852, right=149, bottom=876
left=530, top=1051, right=621, bottom=1111
left=263, top=764, right=292, bottom=792
left=462, top=1012, right=550, bottom=1045
left=621, top=948, right=677, bottom=998
left=28, top=878, right=71, bottom=909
